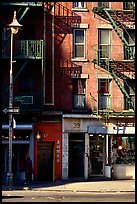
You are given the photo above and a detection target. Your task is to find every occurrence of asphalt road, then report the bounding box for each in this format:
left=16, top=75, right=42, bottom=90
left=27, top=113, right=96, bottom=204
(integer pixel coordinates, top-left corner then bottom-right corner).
left=2, top=191, right=135, bottom=202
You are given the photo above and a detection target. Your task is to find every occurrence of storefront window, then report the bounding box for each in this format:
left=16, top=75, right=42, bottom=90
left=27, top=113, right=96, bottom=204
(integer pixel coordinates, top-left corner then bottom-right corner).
left=2, top=130, right=30, bottom=140
left=112, top=136, right=135, bottom=164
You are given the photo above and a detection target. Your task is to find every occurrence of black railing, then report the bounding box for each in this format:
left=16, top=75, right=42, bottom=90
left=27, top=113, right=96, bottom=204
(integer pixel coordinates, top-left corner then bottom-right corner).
left=2, top=40, right=43, bottom=59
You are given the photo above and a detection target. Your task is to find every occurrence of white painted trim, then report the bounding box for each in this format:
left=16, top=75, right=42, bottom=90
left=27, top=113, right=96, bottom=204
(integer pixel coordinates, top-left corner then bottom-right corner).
left=71, top=74, right=89, bottom=79
left=71, top=23, right=89, bottom=28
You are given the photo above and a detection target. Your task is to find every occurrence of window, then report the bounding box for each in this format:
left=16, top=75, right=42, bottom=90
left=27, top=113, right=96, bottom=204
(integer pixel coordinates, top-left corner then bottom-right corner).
left=98, top=2, right=110, bottom=8
left=98, top=79, right=111, bottom=110
left=112, top=136, right=135, bottom=164
left=73, top=29, right=86, bottom=59
left=73, top=79, right=86, bottom=110
left=124, top=29, right=135, bottom=60
left=123, top=2, right=135, bottom=10
left=98, top=29, right=111, bottom=64
left=73, top=2, right=86, bottom=8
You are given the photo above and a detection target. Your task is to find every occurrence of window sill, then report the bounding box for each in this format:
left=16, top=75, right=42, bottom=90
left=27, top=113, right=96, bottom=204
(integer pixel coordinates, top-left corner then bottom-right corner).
left=72, top=58, right=89, bottom=62
left=72, top=8, right=89, bottom=12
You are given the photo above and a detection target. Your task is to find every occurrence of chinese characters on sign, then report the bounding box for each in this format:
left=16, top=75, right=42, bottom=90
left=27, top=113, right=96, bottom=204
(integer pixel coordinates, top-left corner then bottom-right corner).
left=56, top=139, right=60, bottom=163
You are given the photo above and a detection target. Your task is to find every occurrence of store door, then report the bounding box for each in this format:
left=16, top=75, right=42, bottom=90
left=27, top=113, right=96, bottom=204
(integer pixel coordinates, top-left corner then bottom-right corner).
left=69, top=134, right=84, bottom=177
left=90, top=140, right=105, bottom=175
left=37, top=142, right=54, bottom=181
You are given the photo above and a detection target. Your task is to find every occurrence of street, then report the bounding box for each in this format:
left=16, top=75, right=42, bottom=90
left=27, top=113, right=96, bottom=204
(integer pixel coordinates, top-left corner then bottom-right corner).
left=2, top=191, right=135, bottom=202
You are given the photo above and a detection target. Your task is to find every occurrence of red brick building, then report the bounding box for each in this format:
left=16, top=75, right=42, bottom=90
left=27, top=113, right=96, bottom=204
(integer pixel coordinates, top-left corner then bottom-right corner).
left=2, top=2, right=135, bottom=184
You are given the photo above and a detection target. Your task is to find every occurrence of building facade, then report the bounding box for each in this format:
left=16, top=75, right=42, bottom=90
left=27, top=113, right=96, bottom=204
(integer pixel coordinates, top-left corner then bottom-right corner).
left=2, top=2, right=135, bottom=184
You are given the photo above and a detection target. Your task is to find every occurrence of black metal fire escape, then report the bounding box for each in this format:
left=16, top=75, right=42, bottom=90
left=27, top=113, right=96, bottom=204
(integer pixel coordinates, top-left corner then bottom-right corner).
left=92, top=2, right=135, bottom=111
left=2, top=2, right=44, bottom=111
left=45, top=2, right=82, bottom=74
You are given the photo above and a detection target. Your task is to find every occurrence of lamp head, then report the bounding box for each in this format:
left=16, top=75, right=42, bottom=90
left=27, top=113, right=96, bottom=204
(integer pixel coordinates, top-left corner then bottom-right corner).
left=36, top=131, right=41, bottom=140
left=8, top=11, right=23, bottom=34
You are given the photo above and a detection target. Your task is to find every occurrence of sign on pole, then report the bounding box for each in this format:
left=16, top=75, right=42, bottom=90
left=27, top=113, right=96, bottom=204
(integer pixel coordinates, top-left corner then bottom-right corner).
left=3, top=107, right=20, bottom=114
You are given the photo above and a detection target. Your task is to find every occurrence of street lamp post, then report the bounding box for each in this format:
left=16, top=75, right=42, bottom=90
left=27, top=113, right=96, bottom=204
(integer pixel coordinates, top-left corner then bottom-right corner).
left=7, top=11, right=22, bottom=188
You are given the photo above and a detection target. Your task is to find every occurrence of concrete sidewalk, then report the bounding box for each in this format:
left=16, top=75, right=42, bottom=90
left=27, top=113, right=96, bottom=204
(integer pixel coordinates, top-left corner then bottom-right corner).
left=2, top=179, right=135, bottom=193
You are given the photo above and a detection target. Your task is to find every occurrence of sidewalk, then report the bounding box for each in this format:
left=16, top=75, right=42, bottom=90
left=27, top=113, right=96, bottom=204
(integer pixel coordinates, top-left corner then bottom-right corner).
left=2, top=179, right=135, bottom=193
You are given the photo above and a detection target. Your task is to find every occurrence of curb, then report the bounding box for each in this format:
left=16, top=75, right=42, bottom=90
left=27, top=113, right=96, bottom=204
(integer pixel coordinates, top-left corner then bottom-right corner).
left=2, top=187, right=135, bottom=193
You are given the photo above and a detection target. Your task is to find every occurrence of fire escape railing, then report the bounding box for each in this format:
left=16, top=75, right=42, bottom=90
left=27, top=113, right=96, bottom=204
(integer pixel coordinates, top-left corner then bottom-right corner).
left=2, top=40, right=43, bottom=59
left=92, top=6, right=135, bottom=60
left=92, top=44, right=135, bottom=111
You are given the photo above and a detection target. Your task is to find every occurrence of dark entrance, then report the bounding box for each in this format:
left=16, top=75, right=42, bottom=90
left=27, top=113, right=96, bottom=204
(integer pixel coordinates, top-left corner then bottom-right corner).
left=68, top=133, right=84, bottom=177
left=89, top=135, right=105, bottom=176
left=37, top=142, right=54, bottom=181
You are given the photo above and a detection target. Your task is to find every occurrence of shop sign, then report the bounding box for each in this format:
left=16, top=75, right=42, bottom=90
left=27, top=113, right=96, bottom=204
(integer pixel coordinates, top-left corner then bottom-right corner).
left=56, top=140, right=61, bottom=163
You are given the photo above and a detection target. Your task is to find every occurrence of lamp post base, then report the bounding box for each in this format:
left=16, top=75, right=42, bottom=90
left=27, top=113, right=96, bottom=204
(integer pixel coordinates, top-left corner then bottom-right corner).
left=6, top=173, right=13, bottom=189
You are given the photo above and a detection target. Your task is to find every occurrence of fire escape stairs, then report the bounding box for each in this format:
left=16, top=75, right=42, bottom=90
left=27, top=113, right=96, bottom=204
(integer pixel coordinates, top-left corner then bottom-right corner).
left=92, top=7, right=135, bottom=60
left=92, top=6, right=135, bottom=111
left=99, top=60, right=135, bottom=110
left=109, top=68, right=134, bottom=110
left=45, top=2, right=81, bottom=46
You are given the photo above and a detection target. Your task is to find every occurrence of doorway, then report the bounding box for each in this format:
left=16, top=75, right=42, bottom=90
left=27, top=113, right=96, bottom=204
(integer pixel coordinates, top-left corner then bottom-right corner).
left=89, top=136, right=105, bottom=176
left=37, top=142, right=54, bottom=181
left=68, top=133, right=84, bottom=178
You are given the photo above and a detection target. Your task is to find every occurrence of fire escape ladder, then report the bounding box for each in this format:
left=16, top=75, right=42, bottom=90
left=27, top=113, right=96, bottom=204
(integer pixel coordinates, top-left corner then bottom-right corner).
left=13, top=60, right=29, bottom=83
left=17, top=6, right=30, bottom=22
left=109, top=67, right=134, bottom=110
left=92, top=7, right=135, bottom=59
left=103, top=9, right=133, bottom=59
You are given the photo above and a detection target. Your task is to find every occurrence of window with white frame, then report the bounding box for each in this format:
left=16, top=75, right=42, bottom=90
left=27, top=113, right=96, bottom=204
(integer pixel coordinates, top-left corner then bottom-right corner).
left=73, top=79, right=86, bottom=110
left=73, top=2, right=86, bottom=8
left=124, top=29, right=135, bottom=60
left=98, top=29, right=111, bottom=63
left=98, top=79, right=111, bottom=110
left=73, top=29, right=86, bottom=59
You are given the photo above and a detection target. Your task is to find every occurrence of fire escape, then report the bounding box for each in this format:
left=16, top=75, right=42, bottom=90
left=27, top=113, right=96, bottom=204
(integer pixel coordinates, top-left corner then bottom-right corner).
left=2, top=2, right=45, bottom=113
left=92, top=2, right=135, bottom=119
left=45, top=2, right=82, bottom=76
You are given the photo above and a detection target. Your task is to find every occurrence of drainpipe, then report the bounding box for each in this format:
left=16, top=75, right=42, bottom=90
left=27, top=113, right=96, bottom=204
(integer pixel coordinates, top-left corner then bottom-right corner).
left=106, top=134, right=109, bottom=164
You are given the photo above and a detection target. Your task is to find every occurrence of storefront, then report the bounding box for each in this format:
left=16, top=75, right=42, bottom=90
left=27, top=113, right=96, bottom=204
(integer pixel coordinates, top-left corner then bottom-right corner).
left=34, top=121, right=62, bottom=181
left=62, top=114, right=135, bottom=180
left=62, top=114, right=111, bottom=180
left=2, top=123, right=33, bottom=184
left=112, top=134, right=135, bottom=179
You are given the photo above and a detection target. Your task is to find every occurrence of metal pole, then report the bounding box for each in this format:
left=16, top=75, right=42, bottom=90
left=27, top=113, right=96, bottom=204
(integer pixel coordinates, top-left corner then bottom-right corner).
left=7, top=31, right=13, bottom=188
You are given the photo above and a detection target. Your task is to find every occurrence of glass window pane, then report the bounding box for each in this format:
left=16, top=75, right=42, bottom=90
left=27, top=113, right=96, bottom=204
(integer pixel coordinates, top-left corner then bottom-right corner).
left=99, top=95, right=109, bottom=109
left=74, top=95, right=85, bottom=108
left=75, top=45, right=84, bottom=57
left=73, top=2, right=86, bottom=8
left=98, top=2, right=109, bottom=8
left=100, top=45, right=109, bottom=58
left=75, top=30, right=84, bottom=43
left=73, top=80, right=85, bottom=94
left=100, top=30, right=109, bottom=44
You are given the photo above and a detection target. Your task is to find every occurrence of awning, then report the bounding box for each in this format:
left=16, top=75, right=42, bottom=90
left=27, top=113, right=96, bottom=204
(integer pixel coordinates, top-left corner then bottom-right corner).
left=87, top=125, right=113, bottom=134
left=2, top=124, right=32, bottom=130
left=88, top=125, right=135, bottom=134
